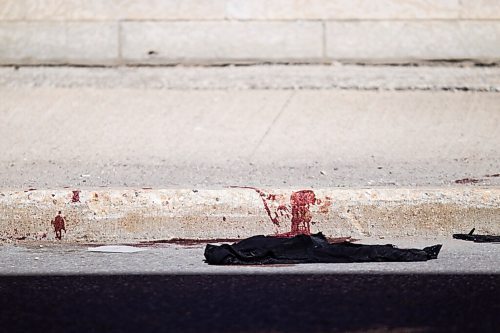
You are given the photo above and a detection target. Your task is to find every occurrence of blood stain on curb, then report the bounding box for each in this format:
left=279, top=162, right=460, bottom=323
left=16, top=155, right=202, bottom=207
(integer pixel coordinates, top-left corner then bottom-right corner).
left=231, top=186, right=322, bottom=237
left=51, top=211, right=66, bottom=240
left=230, top=186, right=283, bottom=227
left=319, top=196, right=332, bottom=213
left=71, top=190, right=80, bottom=203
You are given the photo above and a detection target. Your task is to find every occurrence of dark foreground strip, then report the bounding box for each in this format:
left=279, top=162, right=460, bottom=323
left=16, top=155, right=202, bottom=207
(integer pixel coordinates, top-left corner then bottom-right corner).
left=0, top=274, right=498, bottom=333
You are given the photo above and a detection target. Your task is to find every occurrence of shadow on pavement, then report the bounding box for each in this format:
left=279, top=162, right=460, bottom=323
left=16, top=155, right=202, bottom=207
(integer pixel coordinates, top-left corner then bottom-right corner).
left=0, top=274, right=498, bottom=333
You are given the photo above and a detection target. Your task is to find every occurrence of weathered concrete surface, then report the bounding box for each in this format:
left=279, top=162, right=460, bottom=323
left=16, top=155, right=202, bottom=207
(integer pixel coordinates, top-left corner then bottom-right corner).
left=2, top=65, right=500, bottom=91
left=0, top=22, right=119, bottom=65
left=0, top=0, right=458, bottom=20
left=1, top=188, right=499, bottom=242
left=2, top=20, right=500, bottom=64
left=1, top=0, right=499, bottom=21
left=0, top=82, right=499, bottom=189
left=225, top=0, right=461, bottom=20
left=1, top=66, right=498, bottom=241
left=121, top=21, right=323, bottom=63
left=2, top=1, right=500, bottom=65
left=326, top=21, right=500, bottom=62
left=1, top=237, right=499, bottom=274
left=0, top=0, right=227, bottom=21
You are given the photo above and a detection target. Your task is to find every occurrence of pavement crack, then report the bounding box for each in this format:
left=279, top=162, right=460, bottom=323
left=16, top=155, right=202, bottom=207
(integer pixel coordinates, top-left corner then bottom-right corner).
left=249, top=91, right=295, bottom=159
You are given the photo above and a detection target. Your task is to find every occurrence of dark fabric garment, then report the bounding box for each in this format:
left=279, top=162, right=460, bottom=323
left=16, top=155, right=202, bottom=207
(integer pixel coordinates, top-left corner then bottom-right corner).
left=453, top=228, right=500, bottom=243
left=204, top=233, right=442, bottom=265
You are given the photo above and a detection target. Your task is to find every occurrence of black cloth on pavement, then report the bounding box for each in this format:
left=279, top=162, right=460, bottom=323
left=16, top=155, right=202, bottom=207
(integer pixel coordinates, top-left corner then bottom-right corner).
left=204, top=233, right=442, bottom=265
left=453, top=228, right=500, bottom=243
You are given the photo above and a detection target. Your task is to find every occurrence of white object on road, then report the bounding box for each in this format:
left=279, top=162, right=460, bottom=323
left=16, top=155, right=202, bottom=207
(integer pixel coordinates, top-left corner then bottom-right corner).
left=87, top=245, right=146, bottom=253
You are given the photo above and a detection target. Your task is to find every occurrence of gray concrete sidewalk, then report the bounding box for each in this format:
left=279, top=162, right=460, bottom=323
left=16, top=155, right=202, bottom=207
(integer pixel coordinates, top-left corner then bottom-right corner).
left=1, top=86, right=499, bottom=189
left=1, top=237, right=498, bottom=275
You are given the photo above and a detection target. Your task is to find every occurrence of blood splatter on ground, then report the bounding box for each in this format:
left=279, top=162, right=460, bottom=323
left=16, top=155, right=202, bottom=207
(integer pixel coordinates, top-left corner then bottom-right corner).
left=51, top=211, right=66, bottom=240
left=285, top=190, right=317, bottom=237
left=232, top=186, right=321, bottom=237
left=71, top=190, right=80, bottom=203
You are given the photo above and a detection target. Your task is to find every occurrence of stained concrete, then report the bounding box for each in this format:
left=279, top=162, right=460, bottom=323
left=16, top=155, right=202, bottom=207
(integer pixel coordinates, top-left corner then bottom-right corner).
left=1, top=65, right=499, bottom=241
left=1, top=237, right=499, bottom=274
left=1, top=188, right=499, bottom=241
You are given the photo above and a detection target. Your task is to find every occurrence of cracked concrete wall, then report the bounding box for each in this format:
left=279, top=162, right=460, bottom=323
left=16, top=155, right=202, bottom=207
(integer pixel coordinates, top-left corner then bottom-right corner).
left=1, top=0, right=500, bottom=64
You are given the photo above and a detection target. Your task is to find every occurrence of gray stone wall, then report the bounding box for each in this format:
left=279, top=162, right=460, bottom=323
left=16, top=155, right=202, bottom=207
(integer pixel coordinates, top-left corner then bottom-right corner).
left=1, top=0, right=499, bottom=65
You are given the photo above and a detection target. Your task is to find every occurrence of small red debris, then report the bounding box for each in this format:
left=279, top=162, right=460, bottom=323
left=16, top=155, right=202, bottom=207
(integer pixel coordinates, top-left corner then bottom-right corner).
left=71, top=190, right=80, bottom=203
left=485, top=174, right=500, bottom=178
left=51, top=211, right=66, bottom=240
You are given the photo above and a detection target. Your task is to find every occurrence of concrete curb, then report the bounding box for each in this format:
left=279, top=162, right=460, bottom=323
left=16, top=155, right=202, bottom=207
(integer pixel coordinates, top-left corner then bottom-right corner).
left=2, top=65, right=500, bottom=91
left=1, top=187, right=499, bottom=242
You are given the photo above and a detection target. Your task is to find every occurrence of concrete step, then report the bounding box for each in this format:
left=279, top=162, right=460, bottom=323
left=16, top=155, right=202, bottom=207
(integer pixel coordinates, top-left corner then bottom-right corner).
left=1, top=65, right=498, bottom=242
left=1, top=187, right=498, bottom=242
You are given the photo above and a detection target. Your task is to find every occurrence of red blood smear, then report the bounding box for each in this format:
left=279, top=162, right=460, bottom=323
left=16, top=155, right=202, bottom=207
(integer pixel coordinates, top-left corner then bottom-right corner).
left=230, top=186, right=318, bottom=237
left=71, top=190, right=80, bottom=203
left=230, top=186, right=281, bottom=226
left=51, top=213, right=66, bottom=240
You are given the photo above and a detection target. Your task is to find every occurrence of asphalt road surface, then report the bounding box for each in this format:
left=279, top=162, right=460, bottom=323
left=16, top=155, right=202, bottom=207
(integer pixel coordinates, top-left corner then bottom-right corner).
left=1, top=274, right=498, bottom=333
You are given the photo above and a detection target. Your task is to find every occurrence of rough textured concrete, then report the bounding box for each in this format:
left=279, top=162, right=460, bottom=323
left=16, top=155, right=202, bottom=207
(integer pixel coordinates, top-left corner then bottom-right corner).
left=0, top=82, right=498, bottom=189
left=0, top=0, right=228, bottom=20
left=326, top=21, right=500, bottom=61
left=1, top=0, right=499, bottom=21
left=1, top=188, right=499, bottom=241
left=2, top=65, right=500, bottom=91
left=226, top=0, right=460, bottom=20
left=1, top=238, right=499, bottom=274
left=461, top=0, right=500, bottom=19
left=1, top=65, right=498, bottom=241
left=121, top=21, right=323, bottom=63
left=2, top=1, right=500, bottom=65
left=0, top=22, right=119, bottom=65
left=0, top=0, right=462, bottom=20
